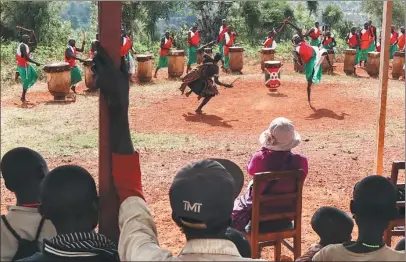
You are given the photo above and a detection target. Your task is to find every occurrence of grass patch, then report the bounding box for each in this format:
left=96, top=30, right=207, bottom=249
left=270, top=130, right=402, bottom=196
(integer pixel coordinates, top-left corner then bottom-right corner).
left=131, top=132, right=215, bottom=151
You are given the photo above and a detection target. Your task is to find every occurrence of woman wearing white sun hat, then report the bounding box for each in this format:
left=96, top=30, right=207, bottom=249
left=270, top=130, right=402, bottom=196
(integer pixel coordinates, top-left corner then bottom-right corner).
left=231, top=117, right=309, bottom=232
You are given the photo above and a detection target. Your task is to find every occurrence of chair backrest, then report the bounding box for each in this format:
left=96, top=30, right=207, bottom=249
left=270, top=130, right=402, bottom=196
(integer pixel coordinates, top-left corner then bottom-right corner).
left=390, top=161, right=405, bottom=184
left=390, top=161, right=405, bottom=211
left=250, top=170, right=305, bottom=238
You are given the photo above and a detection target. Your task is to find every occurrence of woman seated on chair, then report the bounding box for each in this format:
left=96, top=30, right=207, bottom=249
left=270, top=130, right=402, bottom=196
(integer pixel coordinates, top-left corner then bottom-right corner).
left=231, top=117, right=308, bottom=233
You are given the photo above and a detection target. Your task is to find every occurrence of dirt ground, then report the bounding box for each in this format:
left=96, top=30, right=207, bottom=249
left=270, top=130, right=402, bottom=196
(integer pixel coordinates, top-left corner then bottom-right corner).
left=1, top=62, right=404, bottom=260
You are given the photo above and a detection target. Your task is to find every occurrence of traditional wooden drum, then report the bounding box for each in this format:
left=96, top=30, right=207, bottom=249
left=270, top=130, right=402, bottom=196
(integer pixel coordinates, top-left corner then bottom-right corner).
left=264, top=61, right=282, bottom=93
left=82, top=59, right=95, bottom=90
left=260, top=48, right=275, bottom=71
left=322, top=49, right=335, bottom=73
left=344, top=49, right=357, bottom=75
left=43, top=62, right=71, bottom=100
left=168, top=50, right=185, bottom=78
left=229, top=47, right=244, bottom=73
left=136, top=55, right=153, bottom=82
left=392, top=51, right=405, bottom=80
left=366, top=52, right=380, bottom=77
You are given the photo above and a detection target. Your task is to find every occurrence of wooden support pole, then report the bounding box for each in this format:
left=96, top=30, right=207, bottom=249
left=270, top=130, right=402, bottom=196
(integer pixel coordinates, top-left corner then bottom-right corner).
left=374, top=1, right=392, bottom=175
left=98, top=1, right=121, bottom=243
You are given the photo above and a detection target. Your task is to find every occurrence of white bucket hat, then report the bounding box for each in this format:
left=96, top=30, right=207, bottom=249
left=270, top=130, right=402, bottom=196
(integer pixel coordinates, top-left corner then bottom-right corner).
left=259, top=117, right=301, bottom=151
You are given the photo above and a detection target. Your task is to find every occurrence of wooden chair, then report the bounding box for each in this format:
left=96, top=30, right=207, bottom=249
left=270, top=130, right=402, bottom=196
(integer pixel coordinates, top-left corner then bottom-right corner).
left=384, top=161, right=405, bottom=246
left=244, top=170, right=305, bottom=260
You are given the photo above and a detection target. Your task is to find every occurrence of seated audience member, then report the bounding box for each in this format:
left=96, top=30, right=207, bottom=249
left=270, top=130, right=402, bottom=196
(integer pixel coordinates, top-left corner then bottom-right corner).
left=91, top=46, right=264, bottom=261
left=395, top=237, right=405, bottom=251
left=1, top=148, right=56, bottom=261
left=313, top=175, right=405, bottom=261
left=225, top=227, right=252, bottom=258
left=19, top=165, right=119, bottom=261
left=295, top=206, right=354, bottom=262
left=231, top=117, right=308, bottom=232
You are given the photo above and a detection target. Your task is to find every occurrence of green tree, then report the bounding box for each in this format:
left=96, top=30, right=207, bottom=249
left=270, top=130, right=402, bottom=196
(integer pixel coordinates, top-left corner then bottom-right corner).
left=306, top=1, right=319, bottom=17
left=1, top=2, right=52, bottom=41
left=142, top=1, right=180, bottom=41
left=188, top=1, right=233, bottom=43
left=322, top=4, right=344, bottom=29
left=361, top=0, right=405, bottom=27
left=241, top=1, right=261, bottom=44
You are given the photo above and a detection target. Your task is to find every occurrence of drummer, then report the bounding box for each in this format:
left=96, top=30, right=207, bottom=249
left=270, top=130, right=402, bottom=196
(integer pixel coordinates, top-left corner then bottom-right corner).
left=217, top=19, right=228, bottom=66
left=223, top=25, right=239, bottom=73
left=368, top=20, right=377, bottom=46
left=398, top=26, right=405, bottom=51
left=390, top=25, right=399, bottom=59
left=89, top=34, right=98, bottom=58
left=358, top=22, right=374, bottom=67
left=154, top=31, right=176, bottom=78
left=121, top=25, right=135, bottom=77
left=321, top=31, right=336, bottom=51
left=263, top=20, right=288, bottom=49
left=305, top=21, right=321, bottom=47
left=65, top=39, right=86, bottom=93
left=346, top=27, right=360, bottom=68
left=186, top=24, right=200, bottom=74
left=16, top=34, right=41, bottom=103
left=286, top=20, right=332, bottom=103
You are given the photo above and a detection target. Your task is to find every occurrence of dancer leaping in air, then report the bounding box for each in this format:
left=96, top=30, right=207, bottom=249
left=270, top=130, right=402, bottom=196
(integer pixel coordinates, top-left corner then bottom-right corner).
left=286, top=20, right=332, bottom=103
left=179, top=53, right=234, bottom=114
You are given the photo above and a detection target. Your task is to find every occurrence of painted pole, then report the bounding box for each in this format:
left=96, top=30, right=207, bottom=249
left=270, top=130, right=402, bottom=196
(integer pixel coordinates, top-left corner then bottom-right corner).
left=374, top=1, right=392, bottom=175
left=98, top=1, right=121, bottom=243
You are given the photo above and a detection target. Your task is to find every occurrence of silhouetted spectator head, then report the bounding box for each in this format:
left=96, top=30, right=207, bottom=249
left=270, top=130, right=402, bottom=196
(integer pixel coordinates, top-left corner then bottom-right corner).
left=350, top=175, right=397, bottom=232
left=364, top=23, right=369, bottom=30
left=395, top=237, right=405, bottom=251
left=38, top=165, right=98, bottom=234
left=170, top=159, right=243, bottom=240
left=225, top=227, right=251, bottom=258
left=315, top=22, right=319, bottom=27
left=311, top=206, right=354, bottom=246
left=401, top=26, right=405, bottom=34
left=1, top=147, right=48, bottom=205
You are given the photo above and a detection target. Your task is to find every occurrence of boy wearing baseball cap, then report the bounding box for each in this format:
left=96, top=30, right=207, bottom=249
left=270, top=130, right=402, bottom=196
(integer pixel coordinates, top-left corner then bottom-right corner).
left=92, top=46, right=263, bottom=261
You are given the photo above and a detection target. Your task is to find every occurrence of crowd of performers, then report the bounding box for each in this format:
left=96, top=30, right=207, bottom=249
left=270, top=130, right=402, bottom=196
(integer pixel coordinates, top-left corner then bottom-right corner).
left=15, top=19, right=405, bottom=110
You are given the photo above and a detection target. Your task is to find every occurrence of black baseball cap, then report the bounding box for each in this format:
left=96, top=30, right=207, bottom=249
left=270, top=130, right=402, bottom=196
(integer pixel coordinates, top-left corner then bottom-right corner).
left=169, top=159, right=244, bottom=229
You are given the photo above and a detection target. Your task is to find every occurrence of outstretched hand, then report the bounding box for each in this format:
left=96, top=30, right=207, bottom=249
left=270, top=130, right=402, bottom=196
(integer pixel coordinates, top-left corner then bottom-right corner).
left=92, top=46, right=130, bottom=114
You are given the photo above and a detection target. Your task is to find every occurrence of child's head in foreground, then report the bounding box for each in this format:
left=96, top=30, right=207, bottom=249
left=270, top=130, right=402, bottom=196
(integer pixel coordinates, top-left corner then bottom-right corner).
left=311, top=206, right=354, bottom=246
left=1, top=147, right=48, bottom=205
left=225, top=227, right=251, bottom=258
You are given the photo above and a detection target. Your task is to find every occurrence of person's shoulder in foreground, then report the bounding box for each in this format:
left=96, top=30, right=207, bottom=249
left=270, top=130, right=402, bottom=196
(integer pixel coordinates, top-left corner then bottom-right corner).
left=91, top=45, right=265, bottom=261
left=312, top=243, right=405, bottom=261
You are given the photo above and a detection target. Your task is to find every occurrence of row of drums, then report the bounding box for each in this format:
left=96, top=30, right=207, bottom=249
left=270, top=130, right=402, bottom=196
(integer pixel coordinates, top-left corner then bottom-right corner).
left=342, top=50, right=405, bottom=79
left=136, top=47, right=246, bottom=82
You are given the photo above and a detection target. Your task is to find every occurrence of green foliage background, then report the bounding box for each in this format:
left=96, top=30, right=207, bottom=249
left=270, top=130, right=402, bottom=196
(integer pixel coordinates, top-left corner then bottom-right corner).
left=1, top=1, right=404, bottom=86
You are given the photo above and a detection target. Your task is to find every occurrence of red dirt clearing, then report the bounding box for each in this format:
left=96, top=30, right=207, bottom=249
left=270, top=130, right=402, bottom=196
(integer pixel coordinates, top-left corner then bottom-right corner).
left=1, top=63, right=404, bottom=260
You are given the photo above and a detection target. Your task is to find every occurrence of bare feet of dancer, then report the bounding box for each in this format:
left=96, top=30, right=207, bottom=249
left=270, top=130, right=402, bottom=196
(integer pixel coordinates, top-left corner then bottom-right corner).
left=195, top=109, right=203, bottom=114
left=185, top=90, right=192, bottom=97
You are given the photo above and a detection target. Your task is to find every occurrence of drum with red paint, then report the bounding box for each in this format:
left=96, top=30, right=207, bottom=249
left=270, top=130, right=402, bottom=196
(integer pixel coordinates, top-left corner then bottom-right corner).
left=264, top=61, right=282, bottom=93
